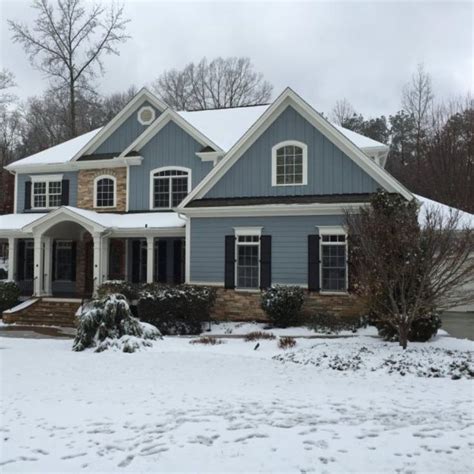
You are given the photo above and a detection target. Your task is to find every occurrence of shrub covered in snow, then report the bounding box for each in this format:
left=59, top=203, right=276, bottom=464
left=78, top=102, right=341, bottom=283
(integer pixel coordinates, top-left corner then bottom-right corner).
left=96, top=280, right=138, bottom=301
left=278, top=336, right=297, bottom=349
left=370, top=312, right=442, bottom=343
left=0, top=280, right=21, bottom=313
left=307, top=312, right=367, bottom=334
left=137, top=284, right=217, bottom=335
left=260, top=285, right=305, bottom=328
left=189, top=336, right=224, bottom=345
left=72, top=294, right=161, bottom=352
left=244, top=331, right=276, bottom=341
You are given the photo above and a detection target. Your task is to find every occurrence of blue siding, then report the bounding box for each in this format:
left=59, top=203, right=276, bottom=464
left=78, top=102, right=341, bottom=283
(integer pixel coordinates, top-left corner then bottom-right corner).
left=190, top=215, right=345, bottom=285
left=129, top=121, right=214, bottom=211
left=17, top=172, right=78, bottom=212
left=95, top=101, right=160, bottom=154
left=204, top=106, right=379, bottom=198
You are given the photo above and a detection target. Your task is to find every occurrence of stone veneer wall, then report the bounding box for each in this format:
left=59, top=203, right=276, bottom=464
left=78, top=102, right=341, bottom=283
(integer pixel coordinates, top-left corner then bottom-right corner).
left=77, top=168, right=127, bottom=212
left=211, top=288, right=368, bottom=322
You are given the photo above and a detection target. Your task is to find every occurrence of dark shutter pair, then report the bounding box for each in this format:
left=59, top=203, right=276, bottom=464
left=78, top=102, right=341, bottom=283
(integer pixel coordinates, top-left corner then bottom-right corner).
left=23, top=179, right=69, bottom=211
left=224, top=235, right=272, bottom=290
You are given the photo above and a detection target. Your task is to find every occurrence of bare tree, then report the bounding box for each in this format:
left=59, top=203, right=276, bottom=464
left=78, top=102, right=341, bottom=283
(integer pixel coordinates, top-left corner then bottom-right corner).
left=9, top=0, right=130, bottom=137
left=346, top=191, right=474, bottom=349
left=0, top=69, right=16, bottom=105
left=331, top=98, right=356, bottom=125
left=402, top=63, right=434, bottom=161
left=153, top=57, right=273, bottom=111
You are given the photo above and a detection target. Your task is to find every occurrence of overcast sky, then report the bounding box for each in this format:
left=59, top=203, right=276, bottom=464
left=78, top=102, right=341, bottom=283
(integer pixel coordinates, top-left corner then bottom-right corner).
left=0, top=0, right=472, bottom=117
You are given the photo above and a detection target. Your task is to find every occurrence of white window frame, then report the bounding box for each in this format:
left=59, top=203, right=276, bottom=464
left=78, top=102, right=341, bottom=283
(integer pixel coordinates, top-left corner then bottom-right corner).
left=318, top=226, right=348, bottom=294
left=93, top=175, right=117, bottom=208
left=271, top=140, right=308, bottom=187
left=137, top=105, right=156, bottom=125
left=30, top=174, right=63, bottom=210
left=149, top=166, right=192, bottom=210
left=234, top=227, right=262, bottom=290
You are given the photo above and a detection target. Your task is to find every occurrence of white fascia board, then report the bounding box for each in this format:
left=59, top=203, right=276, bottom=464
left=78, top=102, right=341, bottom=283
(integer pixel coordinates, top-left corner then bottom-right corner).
left=178, top=202, right=368, bottom=218
left=317, top=225, right=347, bottom=235
left=71, top=88, right=167, bottom=161
left=179, top=87, right=413, bottom=208
left=10, top=157, right=142, bottom=174
left=30, top=174, right=63, bottom=182
left=119, top=109, right=224, bottom=158
left=109, top=227, right=186, bottom=238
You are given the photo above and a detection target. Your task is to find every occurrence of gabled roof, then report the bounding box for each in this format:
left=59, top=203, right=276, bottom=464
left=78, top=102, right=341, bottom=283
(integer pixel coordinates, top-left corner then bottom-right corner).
left=179, top=88, right=413, bottom=208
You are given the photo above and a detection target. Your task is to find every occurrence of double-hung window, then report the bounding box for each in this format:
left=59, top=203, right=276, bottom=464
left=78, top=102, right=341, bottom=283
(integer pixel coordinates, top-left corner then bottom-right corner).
left=320, top=231, right=348, bottom=292
left=151, top=168, right=190, bottom=209
left=32, top=179, right=62, bottom=209
left=94, top=176, right=116, bottom=208
left=234, top=228, right=262, bottom=289
left=272, top=141, right=308, bottom=186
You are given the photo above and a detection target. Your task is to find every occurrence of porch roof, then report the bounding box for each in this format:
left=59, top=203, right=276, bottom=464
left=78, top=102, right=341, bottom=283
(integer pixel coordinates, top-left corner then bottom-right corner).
left=0, top=213, right=46, bottom=234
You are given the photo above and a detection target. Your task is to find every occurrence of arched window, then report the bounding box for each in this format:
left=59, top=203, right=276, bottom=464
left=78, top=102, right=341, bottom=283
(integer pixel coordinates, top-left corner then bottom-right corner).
left=94, top=175, right=116, bottom=208
left=271, top=141, right=308, bottom=186
left=150, top=167, right=191, bottom=209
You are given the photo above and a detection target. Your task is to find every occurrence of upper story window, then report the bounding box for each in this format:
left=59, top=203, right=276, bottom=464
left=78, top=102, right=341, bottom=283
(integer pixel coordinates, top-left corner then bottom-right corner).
left=31, top=175, right=63, bottom=209
left=150, top=167, right=191, bottom=209
left=271, top=140, right=308, bottom=186
left=94, top=175, right=116, bottom=208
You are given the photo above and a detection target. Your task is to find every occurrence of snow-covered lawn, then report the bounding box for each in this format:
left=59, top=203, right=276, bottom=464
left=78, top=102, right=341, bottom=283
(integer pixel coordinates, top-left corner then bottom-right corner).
left=1, top=332, right=473, bottom=472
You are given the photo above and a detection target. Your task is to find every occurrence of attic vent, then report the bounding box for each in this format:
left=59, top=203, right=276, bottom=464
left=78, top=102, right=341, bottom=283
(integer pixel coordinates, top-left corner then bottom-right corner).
left=138, top=106, right=155, bottom=125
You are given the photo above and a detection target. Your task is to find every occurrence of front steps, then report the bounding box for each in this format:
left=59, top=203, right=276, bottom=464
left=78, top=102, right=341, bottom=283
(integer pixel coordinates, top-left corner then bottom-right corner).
left=2, top=298, right=82, bottom=328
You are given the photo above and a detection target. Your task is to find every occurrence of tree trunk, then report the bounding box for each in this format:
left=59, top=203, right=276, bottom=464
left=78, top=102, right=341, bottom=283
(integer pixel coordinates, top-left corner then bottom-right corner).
left=69, top=76, right=76, bottom=138
left=398, top=322, right=409, bottom=350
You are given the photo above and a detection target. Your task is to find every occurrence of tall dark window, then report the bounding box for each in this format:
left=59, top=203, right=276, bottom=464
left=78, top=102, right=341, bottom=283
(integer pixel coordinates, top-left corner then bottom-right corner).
left=152, top=169, right=189, bottom=209
left=24, top=240, right=34, bottom=280
left=321, top=234, right=347, bottom=292
left=95, top=177, right=115, bottom=207
left=54, top=241, right=74, bottom=281
left=236, top=235, right=260, bottom=289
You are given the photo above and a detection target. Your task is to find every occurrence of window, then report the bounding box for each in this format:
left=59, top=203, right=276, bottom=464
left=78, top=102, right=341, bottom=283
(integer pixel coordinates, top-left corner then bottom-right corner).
left=137, top=106, right=155, bottom=125
left=24, top=240, right=34, bottom=280
left=94, top=176, right=116, bottom=208
left=151, top=168, right=191, bottom=209
left=272, top=141, right=308, bottom=186
left=54, top=241, right=74, bottom=281
left=320, top=233, right=347, bottom=292
left=236, top=235, right=260, bottom=289
left=32, top=180, right=62, bottom=209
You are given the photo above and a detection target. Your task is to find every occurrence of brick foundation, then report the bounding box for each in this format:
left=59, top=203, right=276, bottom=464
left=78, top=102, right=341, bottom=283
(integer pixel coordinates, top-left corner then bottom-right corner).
left=210, top=288, right=368, bottom=322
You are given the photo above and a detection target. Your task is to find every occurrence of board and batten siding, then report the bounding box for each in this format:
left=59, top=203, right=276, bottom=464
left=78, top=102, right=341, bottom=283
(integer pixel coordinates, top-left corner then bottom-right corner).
left=129, top=121, right=214, bottom=211
left=95, top=101, right=160, bottom=154
left=190, top=215, right=345, bottom=285
left=204, top=105, right=379, bottom=198
left=17, top=172, right=78, bottom=212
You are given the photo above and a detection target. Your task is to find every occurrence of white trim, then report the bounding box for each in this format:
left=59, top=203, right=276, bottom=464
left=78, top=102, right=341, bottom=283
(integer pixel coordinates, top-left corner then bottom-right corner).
left=125, top=165, right=130, bottom=212
left=93, top=175, right=117, bottom=209
left=178, top=87, right=413, bottom=208
left=137, top=105, right=156, bottom=125
left=271, top=140, right=308, bottom=187
left=30, top=174, right=63, bottom=183
left=119, top=108, right=223, bottom=158
left=195, top=151, right=223, bottom=166
left=71, top=88, right=166, bottom=161
left=318, top=228, right=349, bottom=293
left=149, top=166, right=192, bottom=210
left=185, top=217, right=191, bottom=283
left=13, top=172, right=18, bottom=213
left=108, top=228, right=186, bottom=238
left=317, top=225, right=347, bottom=235
left=233, top=226, right=263, bottom=237
left=31, top=178, right=63, bottom=210
left=180, top=202, right=367, bottom=218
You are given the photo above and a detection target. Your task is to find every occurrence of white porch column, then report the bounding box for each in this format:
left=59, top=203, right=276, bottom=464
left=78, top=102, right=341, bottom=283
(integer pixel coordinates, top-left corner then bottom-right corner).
left=43, top=236, right=52, bottom=296
left=101, top=236, right=109, bottom=283
left=92, top=233, right=102, bottom=293
left=33, top=233, right=44, bottom=296
left=7, top=237, right=15, bottom=281
left=146, top=236, right=154, bottom=283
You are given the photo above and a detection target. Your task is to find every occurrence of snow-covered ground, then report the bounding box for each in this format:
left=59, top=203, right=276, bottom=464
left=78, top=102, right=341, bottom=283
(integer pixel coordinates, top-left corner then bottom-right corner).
left=0, top=332, right=473, bottom=473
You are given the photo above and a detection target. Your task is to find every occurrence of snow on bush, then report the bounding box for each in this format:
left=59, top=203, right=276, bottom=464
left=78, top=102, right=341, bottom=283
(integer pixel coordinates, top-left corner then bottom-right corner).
left=260, top=285, right=305, bottom=327
left=96, top=280, right=138, bottom=301
left=0, top=280, right=21, bottom=313
left=274, top=341, right=474, bottom=379
left=73, top=294, right=161, bottom=352
left=307, top=312, right=367, bottom=334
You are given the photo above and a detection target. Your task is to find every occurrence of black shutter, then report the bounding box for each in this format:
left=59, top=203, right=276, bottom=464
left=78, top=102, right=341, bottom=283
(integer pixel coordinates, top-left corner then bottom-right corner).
left=131, top=240, right=140, bottom=283
left=61, top=179, right=69, bottom=206
left=17, top=240, right=25, bottom=280
left=158, top=240, right=167, bottom=283
left=260, top=235, right=272, bottom=289
left=70, top=241, right=77, bottom=281
left=24, top=181, right=31, bottom=211
left=224, top=235, right=235, bottom=289
left=52, top=240, right=57, bottom=281
left=308, top=234, right=320, bottom=292
left=173, top=239, right=183, bottom=284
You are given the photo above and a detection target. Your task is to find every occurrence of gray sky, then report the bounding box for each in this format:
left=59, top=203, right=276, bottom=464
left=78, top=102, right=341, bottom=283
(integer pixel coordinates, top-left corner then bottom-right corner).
left=1, top=0, right=472, bottom=117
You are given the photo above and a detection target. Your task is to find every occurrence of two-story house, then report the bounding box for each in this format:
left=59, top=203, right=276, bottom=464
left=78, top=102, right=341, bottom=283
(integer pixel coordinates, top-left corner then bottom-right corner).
left=0, top=87, right=414, bottom=322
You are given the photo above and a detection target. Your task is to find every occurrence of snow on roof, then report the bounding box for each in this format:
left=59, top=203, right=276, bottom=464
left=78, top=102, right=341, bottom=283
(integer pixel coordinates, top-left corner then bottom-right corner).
left=0, top=213, right=46, bottom=232
left=179, top=105, right=387, bottom=152
left=9, top=128, right=102, bottom=168
left=64, top=207, right=185, bottom=229
left=415, top=194, right=473, bottom=229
